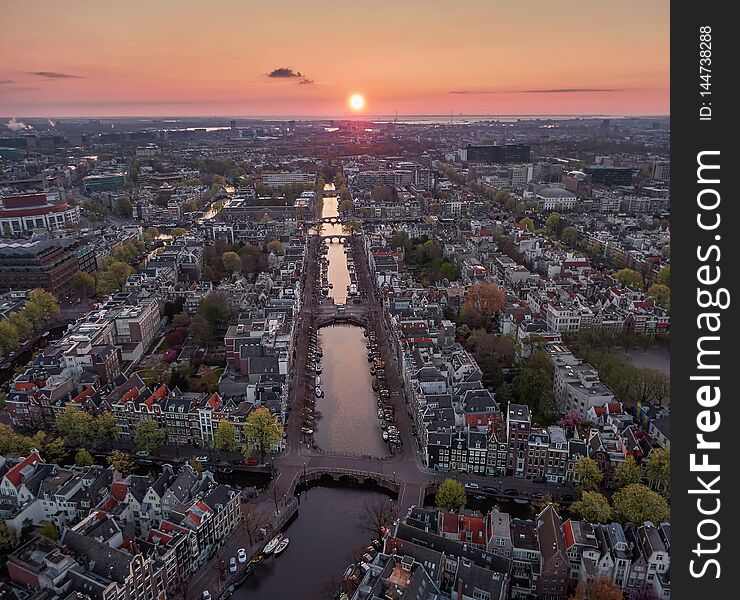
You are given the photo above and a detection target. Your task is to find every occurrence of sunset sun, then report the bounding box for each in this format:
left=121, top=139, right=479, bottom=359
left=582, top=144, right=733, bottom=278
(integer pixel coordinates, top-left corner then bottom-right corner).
left=348, top=93, right=365, bottom=111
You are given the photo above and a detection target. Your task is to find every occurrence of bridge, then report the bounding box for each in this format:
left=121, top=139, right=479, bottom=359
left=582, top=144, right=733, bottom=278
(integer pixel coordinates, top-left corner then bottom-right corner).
left=314, top=302, right=368, bottom=329
left=289, top=467, right=402, bottom=498
left=321, top=234, right=352, bottom=243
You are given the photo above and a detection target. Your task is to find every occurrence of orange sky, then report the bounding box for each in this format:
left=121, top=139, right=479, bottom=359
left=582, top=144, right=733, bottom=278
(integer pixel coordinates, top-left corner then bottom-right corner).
left=0, top=0, right=669, bottom=117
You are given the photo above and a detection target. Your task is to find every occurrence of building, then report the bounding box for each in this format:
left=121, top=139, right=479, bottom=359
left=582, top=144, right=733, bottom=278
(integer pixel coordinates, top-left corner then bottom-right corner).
left=464, top=144, right=531, bottom=164
left=82, top=173, right=126, bottom=193
left=585, top=166, right=634, bottom=187
left=0, top=192, right=81, bottom=235
left=534, top=188, right=577, bottom=212
left=261, top=171, right=316, bottom=187
left=0, top=238, right=79, bottom=294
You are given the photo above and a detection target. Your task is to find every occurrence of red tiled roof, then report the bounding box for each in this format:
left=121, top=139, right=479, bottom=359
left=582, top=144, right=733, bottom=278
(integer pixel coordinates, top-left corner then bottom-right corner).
left=5, top=452, right=41, bottom=488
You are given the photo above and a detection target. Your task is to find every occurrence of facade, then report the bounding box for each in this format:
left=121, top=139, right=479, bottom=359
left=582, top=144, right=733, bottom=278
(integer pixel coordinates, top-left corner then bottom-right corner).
left=0, top=238, right=80, bottom=294
left=0, top=192, right=80, bottom=234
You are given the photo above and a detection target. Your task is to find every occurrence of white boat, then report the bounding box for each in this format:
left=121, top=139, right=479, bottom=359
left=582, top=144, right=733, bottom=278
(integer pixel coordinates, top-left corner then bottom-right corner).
left=264, top=534, right=284, bottom=555
left=382, top=431, right=389, bottom=441
left=274, top=538, right=290, bottom=556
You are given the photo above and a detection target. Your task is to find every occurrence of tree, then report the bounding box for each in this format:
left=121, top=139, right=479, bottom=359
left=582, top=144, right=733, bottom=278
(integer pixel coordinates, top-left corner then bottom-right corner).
left=266, top=240, right=284, bottom=254
left=144, top=227, right=160, bottom=243
left=570, top=491, right=613, bottom=523
left=435, top=478, right=467, bottom=512
left=644, top=447, right=670, bottom=495
left=171, top=227, right=188, bottom=238
left=133, top=420, right=166, bottom=454
left=242, top=407, right=283, bottom=462
left=371, top=184, right=393, bottom=202
left=221, top=251, right=241, bottom=274
left=519, top=217, right=535, bottom=232
left=75, top=448, right=95, bottom=466
left=55, top=406, right=94, bottom=447
left=114, top=196, right=133, bottom=217
left=8, top=312, right=33, bottom=341
left=573, top=456, right=603, bottom=491
left=188, top=458, right=204, bottom=479
left=40, top=522, right=60, bottom=541
left=189, top=314, right=213, bottom=347
left=108, top=450, right=137, bottom=476
left=199, top=293, right=232, bottom=332
left=462, top=282, right=506, bottom=322
left=214, top=421, right=237, bottom=452
left=612, top=483, right=670, bottom=524
left=545, top=212, right=561, bottom=236
left=570, top=577, right=624, bottom=600
left=28, top=289, right=60, bottom=321
left=647, top=284, right=670, bottom=310
left=92, top=412, right=120, bottom=449
left=0, top=320, right=20, bottom=355
left=0, top=520, right=14, bottom=553
left=72, top=271, right=96, bottom=297
left=614, top=456, right=642, bottom=488
left=613, top=268, right=644, bottom=289
left=657, top=264, right=670, bottom=286
left=359, top=496, right=398, bottom=538
left=97, top=261, right=133, bottom=295
left=561, top=226, right=580, bottom=247
left=41, top=438, right=67, bottom=464
left=342, top=218, right=362, bottom=236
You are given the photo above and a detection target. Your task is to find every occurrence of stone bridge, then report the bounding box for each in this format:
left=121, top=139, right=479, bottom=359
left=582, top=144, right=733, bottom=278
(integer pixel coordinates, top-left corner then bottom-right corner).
left=289, top=467, right=402, bottom=498
left=320, top=235, right=352, bottom=243
left=316, top=313, right=368, bottom=328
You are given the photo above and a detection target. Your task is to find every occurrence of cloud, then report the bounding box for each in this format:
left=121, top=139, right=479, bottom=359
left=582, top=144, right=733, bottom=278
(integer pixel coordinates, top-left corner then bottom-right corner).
left=266, top=67, right=314, bottom=85
left=450, top=88, right=619, bottom=94
left=0, top=79, right=14, bottom=85
left=26, top=71, right=81, bottom=79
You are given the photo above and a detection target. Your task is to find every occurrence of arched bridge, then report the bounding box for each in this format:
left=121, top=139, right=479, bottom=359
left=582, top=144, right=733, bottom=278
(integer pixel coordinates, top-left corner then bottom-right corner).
left=321, top=235, right=353, bottom=243
left=316, top=313, right=368, bottom=328
left=289, top=467, right=402, bottom=498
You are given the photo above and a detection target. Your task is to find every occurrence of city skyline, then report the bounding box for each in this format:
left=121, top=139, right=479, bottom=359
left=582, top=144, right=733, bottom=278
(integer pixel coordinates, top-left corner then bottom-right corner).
left=1, top=0, right=669, bottom=118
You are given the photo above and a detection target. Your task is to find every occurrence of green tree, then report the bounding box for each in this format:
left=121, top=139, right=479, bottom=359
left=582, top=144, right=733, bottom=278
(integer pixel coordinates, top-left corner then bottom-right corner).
left=40, top=522, right=60, bottom=540
left=54, top=406, right=94, bottom=447
left=97, top=261, right=133, bottom=295
left=647, top=284, right=670, bottom=310
left=612, top=483, right=670, bottom=524
left=0, top=520, right=14, bottom=553
left=574, top=456, right=603, bottom=491
left=188, top=457, right=204, bottom=479
left=75, top=448, right=95, bottom=466
left=144, top=227, right=160, bottom=243
left=342, top=218, right=362, bottom=236
left=657, top=265, right=670, bottom=287
left=171, top=227, right=188, bottom=238
left=613, top=268, right=644, bottom=289
left=242, top=407, right=283, bottom=462
left=435, top=478, right=467, bottom=512
left=199, top=293, right=231, bottom=332
left=72, top=271, right=96, bottom=297
left=114, top=196, right=133, bottom=217
left=519, top=217, right=535, bottom=232
left=221, top=251, right=241, bottom=274
left=189, top=314, right=213, bottom=347
left=0, top=320, right=20, bottom=355
left=614, top=456, right=642, bottom=488
left=570, top=491, right=613, bottom=523
left=41, top=438, right=67, bottom=464
left=644, top=447, right=670, bottom=495
left=92, top=412, right=120, bottom=449
left=266, top=239, right=284, bottom=254
left=214, top=421, right=237, bottom=452
left=8, top=312, right=32, bottom=341
left=544, top=212, right=561, bottom=236
left=561, top=226, right=580, bottom=246
left=108, top=450, right=137, bottom=476
left=133, top=420, right=166, bottom=454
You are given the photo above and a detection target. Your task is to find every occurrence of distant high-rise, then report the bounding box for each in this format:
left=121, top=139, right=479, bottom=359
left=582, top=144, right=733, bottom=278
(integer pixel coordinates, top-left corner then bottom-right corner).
left=463, top=143, right=530, bottom=164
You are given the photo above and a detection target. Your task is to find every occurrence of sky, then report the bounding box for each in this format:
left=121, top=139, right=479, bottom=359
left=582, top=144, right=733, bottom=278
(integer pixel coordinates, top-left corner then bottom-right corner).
left=0, top=0, right=669, bottom=118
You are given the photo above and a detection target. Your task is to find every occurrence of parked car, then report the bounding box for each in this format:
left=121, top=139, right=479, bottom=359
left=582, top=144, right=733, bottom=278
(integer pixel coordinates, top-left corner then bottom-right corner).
left=238, top=548, right=247, bottom=563
left=202, top=591, right=211, bottom=600
left=464, top=483, right=480, bottom=490
left=245, top=458, right=259, bottom=466
left=135, top=451, right=149, bottom=458
left=504, top=488, right=518, bottom=496
left=229, top=557, right=237, bottom=573
left=194, top=455, right=209, bottom=463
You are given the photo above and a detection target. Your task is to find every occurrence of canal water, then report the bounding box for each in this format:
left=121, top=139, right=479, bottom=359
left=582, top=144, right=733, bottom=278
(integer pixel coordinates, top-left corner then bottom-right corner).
left=320, top=189, right=350, bottom=305
left=315, top=325, right=389, bottom=458
left=235, top=487, right=386, bottom=600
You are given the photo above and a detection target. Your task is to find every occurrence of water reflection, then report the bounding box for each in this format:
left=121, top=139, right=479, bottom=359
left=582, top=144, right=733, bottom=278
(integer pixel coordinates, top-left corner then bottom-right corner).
left=315, top=325, right=389, bottom=458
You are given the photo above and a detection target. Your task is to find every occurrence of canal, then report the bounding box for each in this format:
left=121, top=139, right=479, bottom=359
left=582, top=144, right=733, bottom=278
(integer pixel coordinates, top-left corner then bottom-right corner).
left=319, top=189, right=350, bottom=305
left=314, top=325, right=389, bottom=457
left=234, top=486, right=387, bottom=600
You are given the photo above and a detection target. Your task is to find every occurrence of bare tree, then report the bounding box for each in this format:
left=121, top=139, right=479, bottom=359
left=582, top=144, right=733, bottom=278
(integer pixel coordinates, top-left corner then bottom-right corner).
left=359, top=496, right=398, bottom=538
left=242, top=503, right=266, bottom=546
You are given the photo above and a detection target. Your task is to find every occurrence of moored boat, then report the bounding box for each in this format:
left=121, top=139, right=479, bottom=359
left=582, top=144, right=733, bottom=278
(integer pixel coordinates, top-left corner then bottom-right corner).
left=263, top=533, right=284, bottom=555
left=274, top=538, right=290, bottom=556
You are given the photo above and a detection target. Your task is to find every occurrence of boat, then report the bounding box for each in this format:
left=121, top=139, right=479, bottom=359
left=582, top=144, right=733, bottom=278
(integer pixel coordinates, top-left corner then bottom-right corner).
left=315, top=387, right=323, bottom=398
left=274, top=538, right=290, bottom=556
left=263, top=534, right=284, bottom=555
left=382, top=431, right=389, bottom=441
